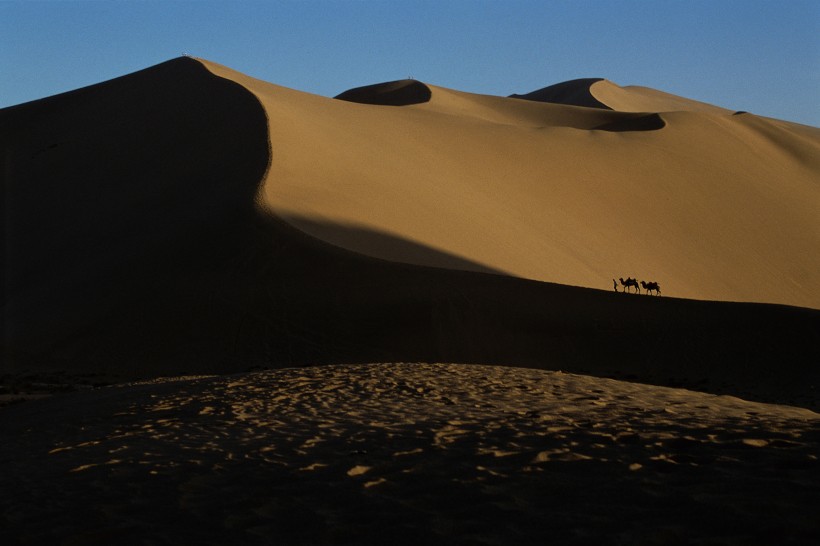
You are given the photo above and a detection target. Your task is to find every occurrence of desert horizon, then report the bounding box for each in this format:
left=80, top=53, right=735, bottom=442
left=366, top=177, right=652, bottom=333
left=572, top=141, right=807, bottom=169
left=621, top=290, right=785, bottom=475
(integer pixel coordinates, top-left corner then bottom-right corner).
left=2, top=56, right=818, bottom=544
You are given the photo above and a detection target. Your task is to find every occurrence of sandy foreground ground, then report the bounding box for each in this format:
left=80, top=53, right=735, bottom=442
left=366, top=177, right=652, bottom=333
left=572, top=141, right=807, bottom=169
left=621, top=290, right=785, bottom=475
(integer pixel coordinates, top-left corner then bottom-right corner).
left=1, top=363, right=818, bottom=545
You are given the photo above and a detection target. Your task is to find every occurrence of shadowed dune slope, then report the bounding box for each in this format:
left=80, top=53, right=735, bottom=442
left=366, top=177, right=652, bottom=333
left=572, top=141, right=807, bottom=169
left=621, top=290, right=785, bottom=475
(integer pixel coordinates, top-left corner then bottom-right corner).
left=2, top=58, right=819, bottom=409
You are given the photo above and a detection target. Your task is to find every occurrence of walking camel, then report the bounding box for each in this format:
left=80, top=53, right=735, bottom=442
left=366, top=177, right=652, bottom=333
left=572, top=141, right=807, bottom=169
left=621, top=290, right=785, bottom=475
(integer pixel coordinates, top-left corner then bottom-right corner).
left=619, top=277, right=640, bottom=294
left=640, top=281, right=661, bottom=296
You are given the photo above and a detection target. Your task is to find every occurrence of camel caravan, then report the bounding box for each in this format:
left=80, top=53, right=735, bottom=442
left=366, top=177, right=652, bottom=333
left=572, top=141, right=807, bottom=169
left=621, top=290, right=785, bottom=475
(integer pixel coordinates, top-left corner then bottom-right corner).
left=613, top=277, right=661, bottom=296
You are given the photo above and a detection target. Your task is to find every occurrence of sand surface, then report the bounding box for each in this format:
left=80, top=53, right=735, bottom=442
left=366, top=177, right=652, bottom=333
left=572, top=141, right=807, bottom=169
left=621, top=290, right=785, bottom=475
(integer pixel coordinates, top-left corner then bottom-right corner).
left=2, top=363, right=818, bottom=545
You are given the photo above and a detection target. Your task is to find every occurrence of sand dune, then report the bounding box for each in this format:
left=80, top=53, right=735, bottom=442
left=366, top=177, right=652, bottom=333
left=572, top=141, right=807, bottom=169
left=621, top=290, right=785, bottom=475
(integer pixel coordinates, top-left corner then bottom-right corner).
left=510, top=77, right=613, bottom=109
left=2, top=57, right=820, bottom=545
left=588, top=79, right=734, bottom=114
left=511, top=78, right=734, bottom=114
left=335, top=79, right=433, bottom=106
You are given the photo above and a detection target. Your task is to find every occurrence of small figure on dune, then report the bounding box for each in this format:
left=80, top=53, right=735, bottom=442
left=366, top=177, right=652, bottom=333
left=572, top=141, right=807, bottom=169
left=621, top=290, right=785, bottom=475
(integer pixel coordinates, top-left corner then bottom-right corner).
left=641, top=281, right=661, bottom=296
left=619, top=277, right=640, bottom=294
left=613, top=278, right=618, bottom=292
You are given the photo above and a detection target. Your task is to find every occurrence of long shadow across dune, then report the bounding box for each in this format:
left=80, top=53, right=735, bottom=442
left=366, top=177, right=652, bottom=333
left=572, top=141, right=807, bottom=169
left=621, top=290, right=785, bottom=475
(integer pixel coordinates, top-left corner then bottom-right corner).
left=2, top=57, right=818, bottom=410
left=276, top=214, right=506, bottom=276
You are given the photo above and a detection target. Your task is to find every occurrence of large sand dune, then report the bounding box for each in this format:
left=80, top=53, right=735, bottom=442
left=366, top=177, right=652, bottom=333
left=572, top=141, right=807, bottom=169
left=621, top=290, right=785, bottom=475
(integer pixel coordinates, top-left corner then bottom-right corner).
left=2, top=57, right=819, bottom=402
left=2, top=57, right=820, bottom=544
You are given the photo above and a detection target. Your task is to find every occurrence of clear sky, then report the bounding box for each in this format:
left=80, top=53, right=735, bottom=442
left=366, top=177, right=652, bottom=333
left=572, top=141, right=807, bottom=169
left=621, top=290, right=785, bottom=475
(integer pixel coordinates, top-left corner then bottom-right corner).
left=2, top=0, right=818, bottom=126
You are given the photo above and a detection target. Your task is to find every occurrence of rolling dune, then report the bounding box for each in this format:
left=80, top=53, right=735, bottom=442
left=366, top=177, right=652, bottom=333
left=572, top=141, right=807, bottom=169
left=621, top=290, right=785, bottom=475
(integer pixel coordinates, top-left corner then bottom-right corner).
left=201, top=59, right=820, bottom=308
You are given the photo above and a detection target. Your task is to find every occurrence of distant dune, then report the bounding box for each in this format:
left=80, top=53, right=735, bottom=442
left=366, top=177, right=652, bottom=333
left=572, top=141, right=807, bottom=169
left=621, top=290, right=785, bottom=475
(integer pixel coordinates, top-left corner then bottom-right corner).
left=509, top=77, right=612, bottom=108
left=511, top=78, right=733, bottom=114
left=335, top=79, right=433, bottom=106
left=2, top=58, right=819, bottom=407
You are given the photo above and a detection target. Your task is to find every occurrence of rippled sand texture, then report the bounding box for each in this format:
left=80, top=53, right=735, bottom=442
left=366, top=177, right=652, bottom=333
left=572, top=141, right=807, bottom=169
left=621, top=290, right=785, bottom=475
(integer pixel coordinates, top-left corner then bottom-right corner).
left=2, top=364, right=817, bottom=545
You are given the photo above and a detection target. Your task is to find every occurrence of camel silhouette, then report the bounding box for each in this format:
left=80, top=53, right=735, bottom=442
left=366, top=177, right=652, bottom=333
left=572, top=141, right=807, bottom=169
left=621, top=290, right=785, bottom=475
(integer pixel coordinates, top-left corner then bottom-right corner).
left=619, top=277, right=640, bottom=294
left=640, top=280, right=661, bottom=296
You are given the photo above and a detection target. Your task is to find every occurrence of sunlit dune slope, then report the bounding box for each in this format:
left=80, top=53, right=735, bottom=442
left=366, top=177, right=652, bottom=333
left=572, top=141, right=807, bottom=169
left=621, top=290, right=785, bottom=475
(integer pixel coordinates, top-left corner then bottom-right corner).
left=588, top=79, right=733, bottom=114
left=202, top=60, right=820, bottom=309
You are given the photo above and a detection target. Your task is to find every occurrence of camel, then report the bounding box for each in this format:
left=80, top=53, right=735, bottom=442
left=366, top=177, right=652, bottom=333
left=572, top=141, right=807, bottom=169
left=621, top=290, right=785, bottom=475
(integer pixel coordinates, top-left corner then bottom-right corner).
left=641, top=281, right=661, bottom=296
left=619, top=277, right=640, bottom=294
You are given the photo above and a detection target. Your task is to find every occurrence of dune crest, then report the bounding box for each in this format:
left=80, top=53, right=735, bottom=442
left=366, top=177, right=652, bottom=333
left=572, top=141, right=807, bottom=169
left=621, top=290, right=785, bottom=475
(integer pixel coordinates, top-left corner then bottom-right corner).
left=589, top=79, right=732, bottom=114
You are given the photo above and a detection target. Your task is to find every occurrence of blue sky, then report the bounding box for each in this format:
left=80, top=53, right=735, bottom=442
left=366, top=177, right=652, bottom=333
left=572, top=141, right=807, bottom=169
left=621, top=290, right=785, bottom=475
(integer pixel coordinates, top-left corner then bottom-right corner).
left=2, top=0, right=818, bottom=126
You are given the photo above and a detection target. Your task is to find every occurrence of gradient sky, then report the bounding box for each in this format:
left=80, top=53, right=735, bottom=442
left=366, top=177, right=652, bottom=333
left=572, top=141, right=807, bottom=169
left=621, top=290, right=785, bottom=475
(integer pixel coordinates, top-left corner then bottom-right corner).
left=1, top=0, right=818, bottom=126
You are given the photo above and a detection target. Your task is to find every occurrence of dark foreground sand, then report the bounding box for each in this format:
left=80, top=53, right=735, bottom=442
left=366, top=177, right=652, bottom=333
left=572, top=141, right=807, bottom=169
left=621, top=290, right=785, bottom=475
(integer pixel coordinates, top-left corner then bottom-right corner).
left=2, top=363, right=817, bottom=545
